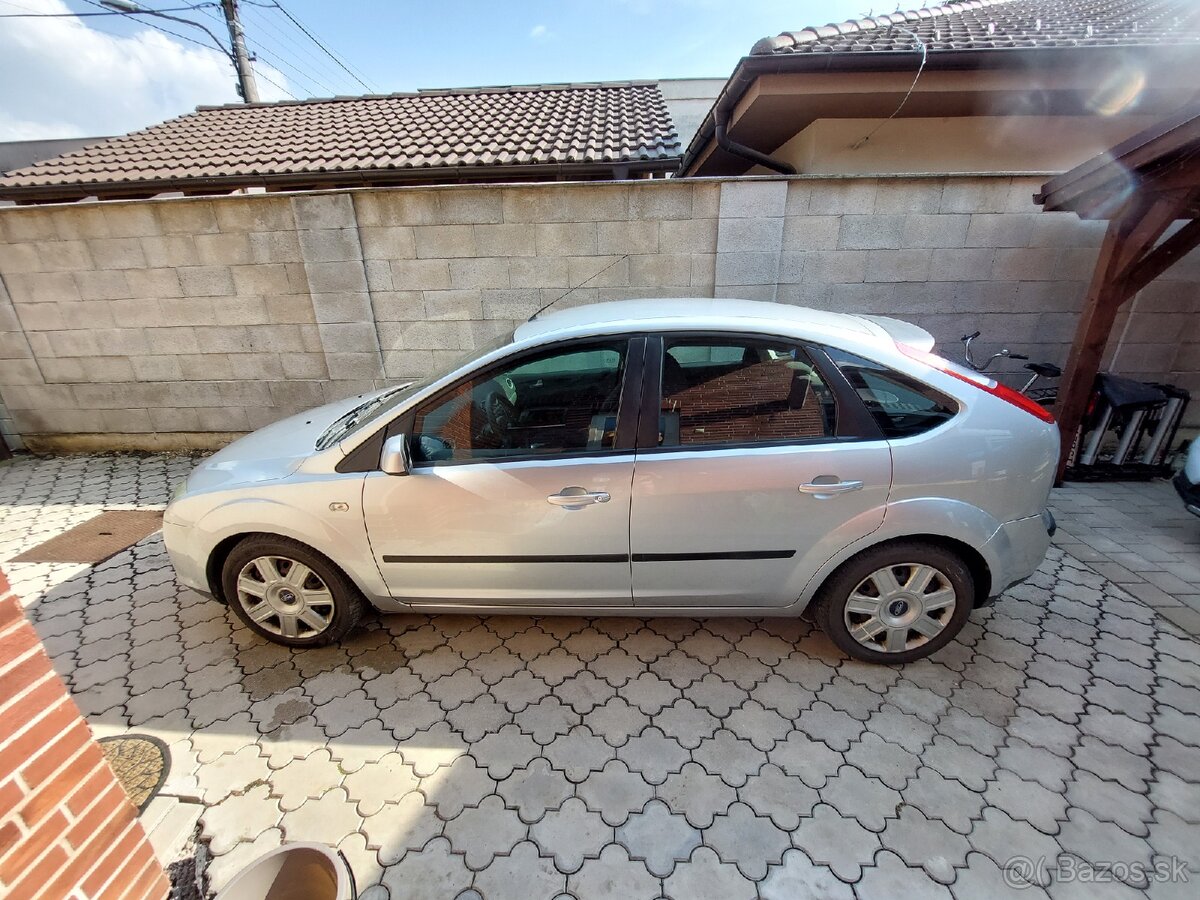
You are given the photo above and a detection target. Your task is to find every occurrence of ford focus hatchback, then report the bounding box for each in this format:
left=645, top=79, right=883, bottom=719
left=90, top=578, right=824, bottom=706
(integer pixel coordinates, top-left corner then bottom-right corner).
left=163, top=299, right=1059, bottom=663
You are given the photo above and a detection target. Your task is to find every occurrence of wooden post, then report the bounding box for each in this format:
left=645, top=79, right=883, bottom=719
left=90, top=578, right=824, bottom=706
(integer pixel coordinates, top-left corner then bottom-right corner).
left=1052, top=192, right=1199, bottom=483
left=1053, top=216, right=1135, bottom=483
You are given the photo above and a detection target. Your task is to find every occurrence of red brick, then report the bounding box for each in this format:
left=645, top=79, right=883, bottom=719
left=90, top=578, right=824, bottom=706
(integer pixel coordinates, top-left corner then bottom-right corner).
left=0, top=777, right=23, bottom=817
left=66, top=762, right=117, bottom=818
left=0, top=819, right=22, bottom=858
left=46, top=813, right=133, bottom=900
left=9, top=844, right=67, bottom=899
left=82, top=821, right=142, bottom=899
left=0, top=676, right=59, bottom=729
left=20, top=759, right=104, bottom=828
left=0, top=698, right=76, bottom=780
left=20, top=725, right=99, bottom=791
left=66, top=782, right=131, bottom=851
left=0, top=592, right=19, bottom=631
left=0, top=652, right=51, bottom=712
left=0, top=621, right=39, bottom=670
left=122, top=855, right=171, bottom=900
left=0, top=809, right=67, bottom=884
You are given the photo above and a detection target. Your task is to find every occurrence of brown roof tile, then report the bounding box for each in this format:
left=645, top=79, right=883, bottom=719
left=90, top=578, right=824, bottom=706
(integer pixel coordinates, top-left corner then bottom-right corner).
left=0, top=82, right=680, bottom=198
left=751, top=0, right=1200, bottom=56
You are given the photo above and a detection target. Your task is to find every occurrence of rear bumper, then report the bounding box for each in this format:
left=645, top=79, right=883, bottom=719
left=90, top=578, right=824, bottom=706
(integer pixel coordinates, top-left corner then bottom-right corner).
left=981, top=509, right=1055, bottom=598
left=1174, top=471, right=1200, bottom=518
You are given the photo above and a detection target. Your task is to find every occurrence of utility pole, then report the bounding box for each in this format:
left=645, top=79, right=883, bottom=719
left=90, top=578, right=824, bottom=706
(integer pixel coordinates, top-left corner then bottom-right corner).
left=221, top=0, right=260, bottom=102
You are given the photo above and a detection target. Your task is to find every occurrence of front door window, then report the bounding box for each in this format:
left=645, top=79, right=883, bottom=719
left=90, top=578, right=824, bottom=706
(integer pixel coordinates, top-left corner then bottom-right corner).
left=411, top=340, right=629, bottom=463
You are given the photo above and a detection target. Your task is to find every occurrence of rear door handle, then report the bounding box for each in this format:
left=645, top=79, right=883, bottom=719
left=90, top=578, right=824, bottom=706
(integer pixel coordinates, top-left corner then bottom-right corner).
left=799, top=480, right=864, bottom=496
left=548, top=487, right=611, bottom=509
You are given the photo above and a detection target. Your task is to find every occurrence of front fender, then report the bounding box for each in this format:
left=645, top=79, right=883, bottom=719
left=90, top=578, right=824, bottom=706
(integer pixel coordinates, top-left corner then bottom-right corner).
left=190, top=481, right=388, bottom=603
left=789, top=497, right=1003, bottom=611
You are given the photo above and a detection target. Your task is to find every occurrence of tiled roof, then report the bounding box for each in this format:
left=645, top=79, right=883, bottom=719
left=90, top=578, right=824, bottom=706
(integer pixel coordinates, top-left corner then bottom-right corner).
left=0, top=82, right=679, bottom=198
left=751, top=0, right=1200, bottom=55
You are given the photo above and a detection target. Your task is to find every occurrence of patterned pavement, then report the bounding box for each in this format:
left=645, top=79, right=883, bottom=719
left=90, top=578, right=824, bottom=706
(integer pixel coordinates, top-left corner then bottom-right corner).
left=1, top=453, right=1198, bottom=899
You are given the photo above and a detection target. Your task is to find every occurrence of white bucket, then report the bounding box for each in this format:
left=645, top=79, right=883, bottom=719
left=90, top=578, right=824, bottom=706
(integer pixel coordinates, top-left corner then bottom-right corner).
left=214, top=842, right=356, bottom=900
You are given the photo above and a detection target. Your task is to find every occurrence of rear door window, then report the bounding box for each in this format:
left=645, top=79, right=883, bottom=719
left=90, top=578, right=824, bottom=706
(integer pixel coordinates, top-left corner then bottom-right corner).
left=657, top=337, right=837, bottom=447
left=824, top=348, right=956, bottom=438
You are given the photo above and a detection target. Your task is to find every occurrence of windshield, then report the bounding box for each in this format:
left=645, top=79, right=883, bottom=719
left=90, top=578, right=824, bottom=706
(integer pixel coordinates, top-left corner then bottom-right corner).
left=315, top=329, right=515, bottom=450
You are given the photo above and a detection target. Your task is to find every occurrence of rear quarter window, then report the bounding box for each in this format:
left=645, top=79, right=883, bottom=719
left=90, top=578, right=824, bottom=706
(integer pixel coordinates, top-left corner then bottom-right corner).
left=825, top=348, right=957, bottom=439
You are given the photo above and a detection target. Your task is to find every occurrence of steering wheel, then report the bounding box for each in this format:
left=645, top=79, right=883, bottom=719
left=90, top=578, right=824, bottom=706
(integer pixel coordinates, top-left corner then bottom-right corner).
left=477, top=389, right=517, bottom=446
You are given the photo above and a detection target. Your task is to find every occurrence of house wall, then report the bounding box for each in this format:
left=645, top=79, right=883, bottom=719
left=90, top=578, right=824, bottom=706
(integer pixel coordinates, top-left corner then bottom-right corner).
left=0, top=175, right=1196, bottom=451
left=768, top=116, right=1158, bottom=176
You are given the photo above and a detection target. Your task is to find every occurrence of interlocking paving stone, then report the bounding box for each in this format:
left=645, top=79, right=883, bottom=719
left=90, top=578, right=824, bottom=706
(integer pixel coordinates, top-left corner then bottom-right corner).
left=738, top=762, right=818, bottom=830
left=576, top=759, right=654, bottom=827
left=857, top=850, right=953, bottom=898
left=567, top=843, right=658, bottom=899
left=658, top=761, right=737, bottom=829
left=795, top=802, right=882, bottom=882
left=530, top=796, right=612, bottom=874
left=879, top=805, right=970, bottom=884
left=3, top=456, right=1200, bottom=896
left=474, top=840, right=565, bottom=899
left=1057, top=808, right=1155, bottom=888
left=615, top=798, right=701, bottom=877
left=759, top=848, right=855, bottom=900
left=663, top=846, right=758, bottom=900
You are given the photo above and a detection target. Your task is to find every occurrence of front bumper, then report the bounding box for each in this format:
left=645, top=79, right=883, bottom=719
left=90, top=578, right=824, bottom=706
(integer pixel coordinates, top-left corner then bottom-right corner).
left=162, top=517, right=214, bottom=598
left=1174, top=471, right=1200, bottom=518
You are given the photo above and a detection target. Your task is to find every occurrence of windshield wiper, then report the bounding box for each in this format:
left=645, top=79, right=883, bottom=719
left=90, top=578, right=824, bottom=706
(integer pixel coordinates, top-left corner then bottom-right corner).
left=315, top=384, right=414, bottom=451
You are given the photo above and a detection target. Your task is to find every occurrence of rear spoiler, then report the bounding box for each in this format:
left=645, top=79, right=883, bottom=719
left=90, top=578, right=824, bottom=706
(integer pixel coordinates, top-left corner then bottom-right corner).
left=856, top=315, right=936, bottom=352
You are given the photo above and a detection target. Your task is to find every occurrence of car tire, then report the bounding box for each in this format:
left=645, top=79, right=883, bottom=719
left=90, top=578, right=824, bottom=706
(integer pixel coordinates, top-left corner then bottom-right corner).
left=813, top=541, right=975, bottom=664
left=222, top=535, right=366, bottom=647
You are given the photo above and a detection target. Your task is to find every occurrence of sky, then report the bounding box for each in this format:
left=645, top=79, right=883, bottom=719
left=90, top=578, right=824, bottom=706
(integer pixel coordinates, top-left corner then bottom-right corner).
left=0, top=0, right=877, bottom=141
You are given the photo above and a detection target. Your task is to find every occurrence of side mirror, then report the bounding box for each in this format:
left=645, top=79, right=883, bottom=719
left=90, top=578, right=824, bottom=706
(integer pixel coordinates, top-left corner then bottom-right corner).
left=380, top=434, right=412, bottom=476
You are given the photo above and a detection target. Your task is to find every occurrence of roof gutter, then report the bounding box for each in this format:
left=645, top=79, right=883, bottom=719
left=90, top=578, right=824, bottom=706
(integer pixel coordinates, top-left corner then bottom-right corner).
left=713, top=104, right=796, bottom=175
left=0, top=158, right=680, bottom=204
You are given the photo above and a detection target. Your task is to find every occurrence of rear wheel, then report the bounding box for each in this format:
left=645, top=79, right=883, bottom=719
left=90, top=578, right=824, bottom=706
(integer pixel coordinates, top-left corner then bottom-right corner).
left=813, top=541, right=975, bottom=664
left=222, top=535, right=365, bottom=647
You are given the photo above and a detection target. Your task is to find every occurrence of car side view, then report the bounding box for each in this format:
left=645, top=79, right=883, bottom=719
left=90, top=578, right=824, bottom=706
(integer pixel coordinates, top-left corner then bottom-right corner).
left=163, top=299, right=1059, bottom=663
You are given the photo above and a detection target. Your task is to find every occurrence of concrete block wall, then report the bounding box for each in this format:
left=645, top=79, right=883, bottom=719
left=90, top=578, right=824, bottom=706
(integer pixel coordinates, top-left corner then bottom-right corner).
left=713, top=177, right=1200, bottom=422
left=0, top=175, right=1196, bottom=449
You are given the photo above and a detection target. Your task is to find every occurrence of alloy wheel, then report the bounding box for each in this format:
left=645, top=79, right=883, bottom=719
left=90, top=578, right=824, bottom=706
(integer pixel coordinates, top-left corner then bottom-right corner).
left=235, top=555, right=336, bottom=639
left=843, top=562, right=958, bottom=655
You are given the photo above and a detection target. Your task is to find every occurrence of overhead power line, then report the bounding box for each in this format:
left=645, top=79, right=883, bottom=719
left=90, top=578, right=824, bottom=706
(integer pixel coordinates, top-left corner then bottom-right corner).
left=1, top=4, right=214, bottom=16
left=252, top=65, right=298, bottom=101
left=269, top=1, right=377, bottom=93
left=241, top=2, right=361, bottom=94
left=80, top=0, right=230, bottom=56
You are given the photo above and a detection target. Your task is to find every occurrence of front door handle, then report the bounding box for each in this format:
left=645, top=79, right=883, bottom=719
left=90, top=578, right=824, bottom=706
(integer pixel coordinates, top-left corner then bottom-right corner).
left=548, top=487, right=611, bottom=509
left=799, top=479, right=864, bottom=496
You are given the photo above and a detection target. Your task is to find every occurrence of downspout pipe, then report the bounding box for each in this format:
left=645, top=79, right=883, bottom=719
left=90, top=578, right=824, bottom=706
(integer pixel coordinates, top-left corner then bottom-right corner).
left=713, top=105, right=796, bottom=175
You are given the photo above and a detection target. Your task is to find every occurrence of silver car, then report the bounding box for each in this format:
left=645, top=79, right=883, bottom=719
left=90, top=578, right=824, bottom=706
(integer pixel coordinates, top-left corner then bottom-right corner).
left=163, top=299, right=1059, bottom=663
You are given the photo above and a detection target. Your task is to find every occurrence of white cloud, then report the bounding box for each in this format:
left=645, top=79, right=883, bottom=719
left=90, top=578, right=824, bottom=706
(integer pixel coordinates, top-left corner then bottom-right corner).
left=0, top=0, right=291, bottom=141
left=529, top=24, right=551, bottom=41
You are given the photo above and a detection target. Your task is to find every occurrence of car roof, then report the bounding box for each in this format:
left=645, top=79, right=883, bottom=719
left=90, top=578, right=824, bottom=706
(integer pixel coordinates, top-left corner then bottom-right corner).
left=514, top=298, right=881, bottom=344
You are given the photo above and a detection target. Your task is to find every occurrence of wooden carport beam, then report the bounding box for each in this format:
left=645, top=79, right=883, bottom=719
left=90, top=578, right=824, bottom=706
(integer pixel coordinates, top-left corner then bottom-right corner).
left=1053, top=189, right=1200, bottom=482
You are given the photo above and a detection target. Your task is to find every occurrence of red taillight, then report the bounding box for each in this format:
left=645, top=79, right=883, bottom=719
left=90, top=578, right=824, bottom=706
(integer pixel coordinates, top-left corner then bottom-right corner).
left=898, top=343, right=1056, bottom=424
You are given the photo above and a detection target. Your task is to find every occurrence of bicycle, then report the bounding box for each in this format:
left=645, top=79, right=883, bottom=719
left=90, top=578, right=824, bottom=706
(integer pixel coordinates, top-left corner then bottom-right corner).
left=960, top=331, right=1060, bottom=407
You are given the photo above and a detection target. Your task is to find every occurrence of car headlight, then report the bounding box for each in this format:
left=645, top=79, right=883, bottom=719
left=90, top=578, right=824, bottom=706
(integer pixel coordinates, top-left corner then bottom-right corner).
left=171, top=479, right=189, bottom=502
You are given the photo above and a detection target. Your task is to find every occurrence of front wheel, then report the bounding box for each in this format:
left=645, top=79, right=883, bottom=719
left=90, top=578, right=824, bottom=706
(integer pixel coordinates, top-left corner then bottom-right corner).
left=813, top=541, right=975, bottom=664
left=222, top=535, right=366, bottom=647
